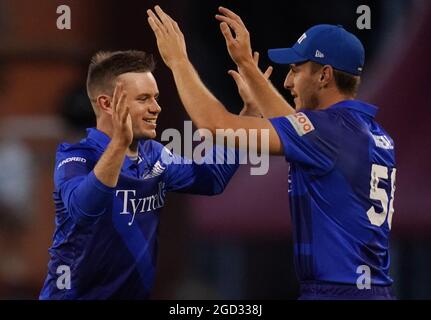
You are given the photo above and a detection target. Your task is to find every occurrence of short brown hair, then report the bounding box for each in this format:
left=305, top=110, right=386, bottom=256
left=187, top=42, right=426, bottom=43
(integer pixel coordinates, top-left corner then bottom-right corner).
left=86, top=50, right=155, bottom=103
left=310, top=62, right=361, bottom=97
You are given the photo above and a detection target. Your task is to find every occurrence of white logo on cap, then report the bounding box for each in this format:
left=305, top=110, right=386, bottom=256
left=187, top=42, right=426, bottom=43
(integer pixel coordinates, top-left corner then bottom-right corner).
left=315, top=50, right=325, bottom=58
left=297, top=33, right=307, bottom=44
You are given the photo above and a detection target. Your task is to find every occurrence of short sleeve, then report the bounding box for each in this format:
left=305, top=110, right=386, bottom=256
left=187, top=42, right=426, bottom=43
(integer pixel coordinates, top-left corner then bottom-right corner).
left=269, top=110, right=338, bottom=175
left=53, top=144, right=115, bottom=222
left=54, top=145, right=94, bottom=189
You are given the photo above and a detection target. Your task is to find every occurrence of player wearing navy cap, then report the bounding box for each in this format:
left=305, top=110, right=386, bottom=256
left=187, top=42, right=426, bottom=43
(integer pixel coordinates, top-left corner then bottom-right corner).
left=147, top=5, right=397, bottom=299
left=39, top=50, right=241, bottom=299
left=268, top=24, right=365, bottom=76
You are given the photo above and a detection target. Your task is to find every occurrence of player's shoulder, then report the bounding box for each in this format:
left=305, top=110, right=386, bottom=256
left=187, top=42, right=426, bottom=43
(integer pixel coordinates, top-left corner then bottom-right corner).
left=301, top=108, right=339, bottom=124
left=291, top=109, right=340, bottom=136
left=140, top=138, right=164, bottom=153
left=140, top=139, right=173, bottom=164
left=55, top=139, right=99, bottom=168
left=269, top=109, right=337, bottom=141
left=370, top=118, right=394, bottom=140
left=369, top=122, right=396, bottom=152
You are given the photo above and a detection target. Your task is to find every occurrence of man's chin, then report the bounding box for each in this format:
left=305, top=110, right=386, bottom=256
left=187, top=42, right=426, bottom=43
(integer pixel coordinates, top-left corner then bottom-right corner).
left=133, top=130, right=157, bottom=140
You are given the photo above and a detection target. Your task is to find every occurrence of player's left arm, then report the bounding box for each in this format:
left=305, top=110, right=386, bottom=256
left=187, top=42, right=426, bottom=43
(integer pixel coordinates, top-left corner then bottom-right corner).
left=161, top=146, right=240, bottom=195
left=215, top=6, right=296, bottom=118
left=231, top=51, right=273, bottom=118
left=147, top=6, right=284, bottom=155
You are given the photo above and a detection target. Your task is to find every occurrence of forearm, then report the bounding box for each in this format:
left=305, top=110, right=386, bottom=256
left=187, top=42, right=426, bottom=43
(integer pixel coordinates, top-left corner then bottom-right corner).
left=66, top=140, right=126, bottom=219
left=93, top=139, right=128, bottom=187
left=170, top=60, right=230, bottom=132
left=240, top=104, right=262, bottom=117
left=60, top=145, right=124, bottom=219
left=240, top=60, right=296, bottom=118
left=172, top=145, right=240, bottom=195
left=67, top=171, right=115, bottom=219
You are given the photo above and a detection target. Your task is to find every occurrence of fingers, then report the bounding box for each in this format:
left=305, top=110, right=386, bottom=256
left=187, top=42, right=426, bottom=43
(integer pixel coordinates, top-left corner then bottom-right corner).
left=154, top=5, right=175, bottom=34
left=215, top=14, right=244, bottom=38
left=112, top=82, right=128, bottom=121
left=166, top=14, right=184, bottom=39
left=253, top=51, right=259, bottom=65
left=147, top=6, right=183, bottom=39
left=219, top=22, right=235, bottom=44
left=252, top=51, right=273, bottom=79
left=147, top=9, right=165, bottom=34
left=218, top=6, right=246, bottom=28
left=147, top=16, right=162, bottom=38
left=263, top=66, right=273, bottom=79
left=228, top=69, right=244, bottom=86
left=111, top=82, right=122, bottom=113
left=117, top=91, right=129, bottom=123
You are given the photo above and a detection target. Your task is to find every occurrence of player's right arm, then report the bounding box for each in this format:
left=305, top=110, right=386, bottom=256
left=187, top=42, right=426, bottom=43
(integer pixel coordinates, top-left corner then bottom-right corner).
left=231, top=51, right=273, bottom=118
left=55, top=84, right=132, bottom=222
left=93, top=83, right=132, bottom=187
left=147, top=6, right=284, bottom=155
left=216, top=7, right=296, bottom=118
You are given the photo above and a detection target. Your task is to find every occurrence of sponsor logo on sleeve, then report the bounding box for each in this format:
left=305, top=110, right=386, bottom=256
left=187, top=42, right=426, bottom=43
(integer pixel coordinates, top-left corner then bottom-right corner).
left=142, top=160, right=166, bottom=180
left=286, top=112, right=315, bottom=136
left=57, top=157, right=87, bottom=169
left=372, top=134, right=394, bottom=150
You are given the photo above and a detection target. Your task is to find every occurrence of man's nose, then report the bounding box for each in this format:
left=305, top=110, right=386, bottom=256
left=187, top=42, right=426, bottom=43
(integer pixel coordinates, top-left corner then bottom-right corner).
left=149, top=100, right=162, bottom=114
left=284, top=70, right=293, bottom=90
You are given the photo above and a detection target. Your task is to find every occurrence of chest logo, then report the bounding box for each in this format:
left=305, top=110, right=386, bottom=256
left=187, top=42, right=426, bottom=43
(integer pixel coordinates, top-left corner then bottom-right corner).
left=142, top=160, right=166, bottom=180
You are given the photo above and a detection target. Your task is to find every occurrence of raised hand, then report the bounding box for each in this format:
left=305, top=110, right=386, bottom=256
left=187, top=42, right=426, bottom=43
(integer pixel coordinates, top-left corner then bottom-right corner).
left=111, top=82, right=133, bottom=148
left=147, top=6, right=188, bottom=69
left=231, top=52, right=273, bottom=117
left=216, top=6, right=254, bottom=66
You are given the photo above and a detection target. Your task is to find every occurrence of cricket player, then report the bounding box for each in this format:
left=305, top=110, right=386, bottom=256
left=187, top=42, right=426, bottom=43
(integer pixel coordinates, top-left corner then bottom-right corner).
left=147, top=5, right=396, bottom=299
left=39, top=50, right=242, bottom=299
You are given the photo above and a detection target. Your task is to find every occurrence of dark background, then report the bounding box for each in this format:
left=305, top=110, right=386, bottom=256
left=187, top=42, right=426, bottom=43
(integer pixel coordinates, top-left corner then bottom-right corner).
left=0, top=0, right=429, bottom=299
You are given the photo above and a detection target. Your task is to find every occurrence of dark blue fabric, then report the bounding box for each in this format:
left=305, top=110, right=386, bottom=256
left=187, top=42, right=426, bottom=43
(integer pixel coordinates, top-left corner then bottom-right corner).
left=40, top=128, right=239, bottom=299
left=299, top=282, right=396, bottom=300
left=269, top=100, right=396, bottom=287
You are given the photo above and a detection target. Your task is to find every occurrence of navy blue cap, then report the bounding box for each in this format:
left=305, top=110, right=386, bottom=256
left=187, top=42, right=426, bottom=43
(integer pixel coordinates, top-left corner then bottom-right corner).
left=268, top=24, right=365, bottom=76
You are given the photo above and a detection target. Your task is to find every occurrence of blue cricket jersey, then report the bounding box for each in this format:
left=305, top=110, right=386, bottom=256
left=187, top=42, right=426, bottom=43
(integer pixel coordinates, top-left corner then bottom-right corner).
left=269, top=100, right=396, bottom=288
left=40, top=128, right=239, bottom=299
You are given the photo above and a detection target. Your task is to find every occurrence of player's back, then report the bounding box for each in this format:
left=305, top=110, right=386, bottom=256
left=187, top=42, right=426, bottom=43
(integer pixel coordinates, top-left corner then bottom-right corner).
left=277, top=100, right=396, bottom=297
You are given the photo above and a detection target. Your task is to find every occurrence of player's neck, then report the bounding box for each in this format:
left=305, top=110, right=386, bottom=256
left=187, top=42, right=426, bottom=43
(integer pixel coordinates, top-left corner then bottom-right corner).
left=318, top=91, right=354, bottom=110
left=96, top=120, right=138, bottom=157
left=96, top=117, right=113, bottom=139
left=127, top=141, right=139, bottom=157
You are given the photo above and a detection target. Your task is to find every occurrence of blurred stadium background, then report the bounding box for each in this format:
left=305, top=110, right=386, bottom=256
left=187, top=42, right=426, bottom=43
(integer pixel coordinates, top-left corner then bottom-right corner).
left=0, top=0, right=430, bottom=299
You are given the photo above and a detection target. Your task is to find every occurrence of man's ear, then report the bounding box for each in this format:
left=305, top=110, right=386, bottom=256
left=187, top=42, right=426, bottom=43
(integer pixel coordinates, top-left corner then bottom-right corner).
left=319, top=65, right=334, bottom=88
left=96, top=95, right=113, bottom=115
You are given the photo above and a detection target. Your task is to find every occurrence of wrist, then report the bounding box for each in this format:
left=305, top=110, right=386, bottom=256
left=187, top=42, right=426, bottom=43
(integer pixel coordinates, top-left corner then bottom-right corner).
left=110, top=136, right=130, bottom=150
left=169, top=57, right=191, bottom=70
left=240, top=104, right=262, bottom=117
left=237, top=56, right=255, bottom=69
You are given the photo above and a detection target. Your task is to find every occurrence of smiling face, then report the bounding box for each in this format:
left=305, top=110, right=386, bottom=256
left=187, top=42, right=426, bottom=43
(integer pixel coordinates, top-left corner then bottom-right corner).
left=283, top=62, right=321, bottom=111
left=116, top=72, right=161, bottom=140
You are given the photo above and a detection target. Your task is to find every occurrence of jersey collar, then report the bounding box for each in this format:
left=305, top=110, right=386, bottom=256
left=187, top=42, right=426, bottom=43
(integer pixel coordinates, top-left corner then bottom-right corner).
left=86, top=128, right=112, bottom=150
left=86, top=128, right=149, bottom=167
left=328, top=99, right=378, bottom=117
